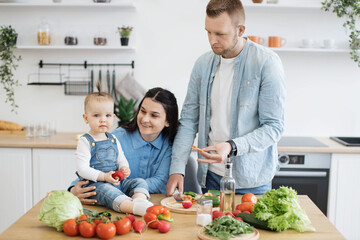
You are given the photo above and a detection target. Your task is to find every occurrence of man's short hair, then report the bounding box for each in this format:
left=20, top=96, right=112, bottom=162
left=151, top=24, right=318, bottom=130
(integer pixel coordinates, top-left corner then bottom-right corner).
left=206, top=0, right=245, bottom=26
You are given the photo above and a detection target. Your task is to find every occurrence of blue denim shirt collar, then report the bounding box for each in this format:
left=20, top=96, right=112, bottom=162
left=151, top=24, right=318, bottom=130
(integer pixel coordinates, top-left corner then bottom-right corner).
left=131, top=129, right=163, bottom=150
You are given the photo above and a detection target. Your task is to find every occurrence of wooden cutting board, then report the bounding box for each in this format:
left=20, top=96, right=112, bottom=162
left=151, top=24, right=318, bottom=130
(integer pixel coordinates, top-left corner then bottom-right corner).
left=197, top=228, right=260, bottom=240
left=160, top=196, right=219, bottom=215
left=0, top=130, right=26, bottom=138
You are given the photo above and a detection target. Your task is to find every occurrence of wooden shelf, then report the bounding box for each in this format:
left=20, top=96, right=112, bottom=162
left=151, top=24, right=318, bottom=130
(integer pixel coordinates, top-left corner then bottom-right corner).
left=16, top=45, right=136, bottom=51
left=0, top=2, right=135, bottom=9
left=270, top=47, right=351, bottom=53
left=243, top=3, right=321, bottom=9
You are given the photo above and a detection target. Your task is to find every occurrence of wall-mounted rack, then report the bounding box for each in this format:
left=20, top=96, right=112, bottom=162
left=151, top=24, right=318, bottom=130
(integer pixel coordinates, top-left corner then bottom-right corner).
left=28, top=60, right=135, bottom=96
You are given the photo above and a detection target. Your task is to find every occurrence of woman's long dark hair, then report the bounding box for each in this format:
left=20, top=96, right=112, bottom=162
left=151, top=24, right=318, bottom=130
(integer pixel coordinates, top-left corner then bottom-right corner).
left=122, top=87, right=179, bottom=144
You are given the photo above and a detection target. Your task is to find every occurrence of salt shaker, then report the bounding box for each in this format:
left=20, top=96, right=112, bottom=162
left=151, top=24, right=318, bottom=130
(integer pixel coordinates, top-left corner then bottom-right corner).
left=196, top=198, right=213, bottom=226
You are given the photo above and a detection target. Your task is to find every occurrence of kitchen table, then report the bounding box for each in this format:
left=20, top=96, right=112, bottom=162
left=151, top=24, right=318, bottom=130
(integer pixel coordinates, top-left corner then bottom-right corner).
left=0, top=194, right=344, bottom=240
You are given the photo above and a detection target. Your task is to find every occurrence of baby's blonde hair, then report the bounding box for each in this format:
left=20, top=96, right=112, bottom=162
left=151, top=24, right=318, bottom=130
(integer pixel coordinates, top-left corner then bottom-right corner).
left=84, top=82, right=114, bottom=113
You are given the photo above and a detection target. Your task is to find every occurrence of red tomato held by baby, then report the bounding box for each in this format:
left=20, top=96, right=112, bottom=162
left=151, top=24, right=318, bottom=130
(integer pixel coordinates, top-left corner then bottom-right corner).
left=112, top=171, right=124, bottom=181
left=158, top=220, right=170, bottom=233
left=182, top=200, right=192, bottom=209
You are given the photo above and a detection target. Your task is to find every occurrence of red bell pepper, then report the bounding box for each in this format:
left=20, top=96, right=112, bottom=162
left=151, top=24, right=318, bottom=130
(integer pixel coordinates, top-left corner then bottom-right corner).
left=143, top=205, right=173, bottom=229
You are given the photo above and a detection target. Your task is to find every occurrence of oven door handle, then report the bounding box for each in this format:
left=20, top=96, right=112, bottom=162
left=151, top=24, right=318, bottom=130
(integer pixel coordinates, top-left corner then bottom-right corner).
left=275, top=171, right=327, bottom=177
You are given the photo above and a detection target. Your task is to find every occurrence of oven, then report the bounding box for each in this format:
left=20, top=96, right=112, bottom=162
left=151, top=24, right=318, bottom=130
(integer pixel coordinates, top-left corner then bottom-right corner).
left=272, top=153, right=331, bottom=216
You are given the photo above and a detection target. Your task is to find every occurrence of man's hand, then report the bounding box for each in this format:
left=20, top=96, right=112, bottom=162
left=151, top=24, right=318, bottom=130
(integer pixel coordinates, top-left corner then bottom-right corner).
left=166, top=174, right=184, bottom=197
left=120, top=166, right=131, bottom=178
left=70, top=180, right=97, bottom=205
left=197, top=142, right=232, bottom=164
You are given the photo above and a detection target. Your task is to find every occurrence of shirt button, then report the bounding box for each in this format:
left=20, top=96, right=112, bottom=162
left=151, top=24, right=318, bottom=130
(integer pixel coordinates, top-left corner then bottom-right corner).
left=92, top=143, right=95, bottom=146
left=207, top=117, right=210, bottom=121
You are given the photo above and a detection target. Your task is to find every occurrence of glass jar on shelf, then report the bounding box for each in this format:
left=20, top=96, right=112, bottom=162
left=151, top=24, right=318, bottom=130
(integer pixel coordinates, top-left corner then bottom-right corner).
left=94, top=31, right=107, bottom=46
left=64, top=31, right=78, bottom=45
left=38, top=19, right=51, bottom=45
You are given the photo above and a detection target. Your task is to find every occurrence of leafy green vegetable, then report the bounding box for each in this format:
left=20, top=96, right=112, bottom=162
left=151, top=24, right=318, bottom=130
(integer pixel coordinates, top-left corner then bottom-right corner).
left=204, top=216, right=254, bottom=240
left=38, top=190, right=83, bottom=231
left=253, top=186, right=315, bottom=232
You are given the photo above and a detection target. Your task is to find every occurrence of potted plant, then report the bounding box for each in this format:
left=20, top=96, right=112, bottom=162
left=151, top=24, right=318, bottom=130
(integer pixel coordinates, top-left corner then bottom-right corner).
left=117, top=25, right=133, bottom=46
left=321, top=0, right=360, bottom=67
left=114, top=95, right=137, bottom=127
left=0, top=25, right=22, bottom=113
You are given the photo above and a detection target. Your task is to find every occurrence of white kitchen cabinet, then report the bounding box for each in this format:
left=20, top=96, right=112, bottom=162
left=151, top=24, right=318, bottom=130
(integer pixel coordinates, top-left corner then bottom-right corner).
left=0, top=148, right=32, bottom=234
left=328, top=154, right=360, bottom=240
left=32, top=149, right=77, bottom=205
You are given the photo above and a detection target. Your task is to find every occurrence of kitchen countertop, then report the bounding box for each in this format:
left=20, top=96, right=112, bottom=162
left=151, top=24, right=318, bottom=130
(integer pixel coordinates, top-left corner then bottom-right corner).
left=1, top=132, right=360, bottom=154
left=0, top=194, right=345, bottom=240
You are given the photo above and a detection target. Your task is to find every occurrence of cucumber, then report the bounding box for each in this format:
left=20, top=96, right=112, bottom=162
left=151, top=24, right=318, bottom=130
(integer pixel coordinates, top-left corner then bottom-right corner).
left=237, top=213, right=274, bottom=231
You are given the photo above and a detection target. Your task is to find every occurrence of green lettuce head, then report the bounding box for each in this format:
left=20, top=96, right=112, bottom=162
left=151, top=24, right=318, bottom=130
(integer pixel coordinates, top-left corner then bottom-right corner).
left=38, top=190, right=83, bottom=231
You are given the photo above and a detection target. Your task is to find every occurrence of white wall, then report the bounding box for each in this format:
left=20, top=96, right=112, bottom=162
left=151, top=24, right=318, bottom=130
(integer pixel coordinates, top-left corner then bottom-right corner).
left=1, top=0, right=359, bottom=137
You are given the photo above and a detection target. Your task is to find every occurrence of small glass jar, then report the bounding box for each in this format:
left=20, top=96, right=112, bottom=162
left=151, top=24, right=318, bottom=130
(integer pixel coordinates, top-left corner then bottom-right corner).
left=38, top=20, right=51, bottom=45
left=94, top=32, right=107, bottom=46
left=64, top=31, right=78, bottom=45
left=196, top=199, right=213, bottom=226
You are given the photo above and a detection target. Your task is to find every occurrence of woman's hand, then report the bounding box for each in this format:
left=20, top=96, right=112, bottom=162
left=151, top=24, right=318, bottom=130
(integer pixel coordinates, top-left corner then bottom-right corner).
left=70, top=180, right=97, bottom=205
left=120, top=166, right=131, bottom=178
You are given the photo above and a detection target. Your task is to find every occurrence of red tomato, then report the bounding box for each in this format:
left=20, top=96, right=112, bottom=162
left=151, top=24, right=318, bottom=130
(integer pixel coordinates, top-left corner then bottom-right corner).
left=114, top=217, right=132, bottom=235
left=112, top=171, right=124, bottom=181
left=126, top=214, right=135, bottom=223
left=241, top=193, right=257, bottom=204
left=236, top=202, right=255, bottom=213
left=96, top=222, right=116, bottom=240
left=62, top=219, right=79, bottom=236
left=133, top=220, right=145, bottom=233
left=77, top=214, right=89, bottom=221
left=79, top=221, right=96, bottom=238
left=232, top=210, right=241, bottom=217
left=158, top=220, right=170, bottom=233
left=212, top=210, right=225, bottom=220
left=235, top=217, right=243, bottom=221
left=93, top=217, right=110, bottom=226
left=242, top=210, right=252, bottom=214
left=182, top=200, right=192, bottom=209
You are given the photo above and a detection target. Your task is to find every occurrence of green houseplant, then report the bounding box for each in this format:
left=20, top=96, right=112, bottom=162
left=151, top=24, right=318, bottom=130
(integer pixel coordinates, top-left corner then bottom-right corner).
left=321, top=0, right=360, bottom=67
left=117, top=26, right=133, bottom=46
left=0, top=25, right=22, bottom=113
left=114, top=95, right=137, bottom=127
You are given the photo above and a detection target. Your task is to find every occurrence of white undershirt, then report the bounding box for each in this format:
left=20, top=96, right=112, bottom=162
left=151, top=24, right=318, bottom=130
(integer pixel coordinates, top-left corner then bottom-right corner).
left=76, top=134, right=129, bottom=182
left=208, top=56, right=235, bottom=176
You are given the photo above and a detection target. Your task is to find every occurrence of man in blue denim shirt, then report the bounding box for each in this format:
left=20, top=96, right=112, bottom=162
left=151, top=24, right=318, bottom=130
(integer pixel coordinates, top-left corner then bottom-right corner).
left=166, top=0, right=285, bottom=196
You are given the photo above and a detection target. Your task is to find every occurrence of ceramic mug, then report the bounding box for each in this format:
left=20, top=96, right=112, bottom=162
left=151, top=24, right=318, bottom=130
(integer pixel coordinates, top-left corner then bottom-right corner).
left=323, top=39, right=335, bottom=49
left=268, top=36, right=286, bottom=48
left=248, top=36, right=265, bottom=45
left=301, top=38, right=314, bottom=48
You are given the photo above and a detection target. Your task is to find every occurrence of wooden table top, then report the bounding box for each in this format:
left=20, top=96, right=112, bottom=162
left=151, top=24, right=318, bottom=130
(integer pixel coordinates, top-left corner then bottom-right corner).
left=0, top=194, right=344, bottom=240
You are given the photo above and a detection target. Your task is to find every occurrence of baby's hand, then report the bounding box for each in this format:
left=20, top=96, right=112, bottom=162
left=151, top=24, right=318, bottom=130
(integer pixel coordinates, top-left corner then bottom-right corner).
left=104, top=171, right=120, bottom=186
left=120, top=166, right=131, bottom=178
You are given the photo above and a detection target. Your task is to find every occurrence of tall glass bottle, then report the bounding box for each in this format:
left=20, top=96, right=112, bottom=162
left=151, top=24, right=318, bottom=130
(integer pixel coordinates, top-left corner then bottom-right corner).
left=220, top=159, right=235, bottom=213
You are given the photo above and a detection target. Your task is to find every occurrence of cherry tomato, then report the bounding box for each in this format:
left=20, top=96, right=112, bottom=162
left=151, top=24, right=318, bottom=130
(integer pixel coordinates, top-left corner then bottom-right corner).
left=212, top=210, right=225, bottom=220
left=62, top=218, right=79, bottom=236
left=93, top=217, right=110, bottom=226
left=235, top=217, right=243, bottom=221
left=114, top=217, right=132, bottom=235
left=236, top=202, right=255, bottom=213
left=182, top=200, right=192, bottom=209
left=241, top=193, right=257, bottom=204
left=77, top=214, right=89, bottom=221
left=79, top=221, right=96, bottom=238
left=96, top=222, right=116, bottom=240
left=232, top=210, right=241, bottom=217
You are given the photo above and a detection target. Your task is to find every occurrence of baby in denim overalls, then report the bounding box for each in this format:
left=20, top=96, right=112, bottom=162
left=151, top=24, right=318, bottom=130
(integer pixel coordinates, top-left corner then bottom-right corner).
left=75, top=83, right=153, bottom=216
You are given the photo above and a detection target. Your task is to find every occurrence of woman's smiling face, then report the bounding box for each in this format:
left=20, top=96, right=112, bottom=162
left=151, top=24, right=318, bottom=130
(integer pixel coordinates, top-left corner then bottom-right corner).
left=137, top=97, right=169, bottom=142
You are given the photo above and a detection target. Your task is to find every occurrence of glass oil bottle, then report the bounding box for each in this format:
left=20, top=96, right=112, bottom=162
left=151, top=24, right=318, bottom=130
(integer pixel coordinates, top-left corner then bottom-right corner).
left=220, top=159, right=235, bottom=214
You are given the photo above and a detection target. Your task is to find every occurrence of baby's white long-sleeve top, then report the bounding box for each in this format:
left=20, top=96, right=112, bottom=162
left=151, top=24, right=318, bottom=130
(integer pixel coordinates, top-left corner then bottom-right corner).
left=76, top=134, right=129, bottom=182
